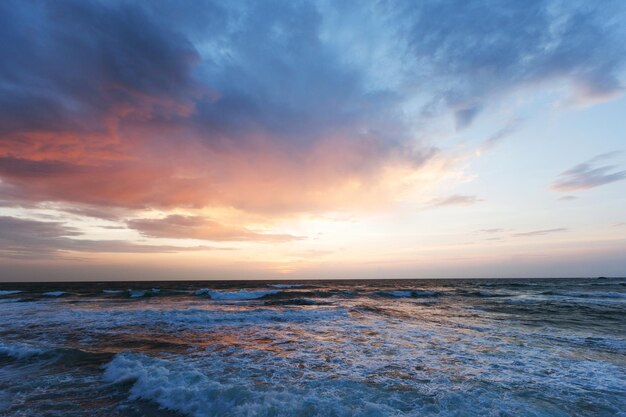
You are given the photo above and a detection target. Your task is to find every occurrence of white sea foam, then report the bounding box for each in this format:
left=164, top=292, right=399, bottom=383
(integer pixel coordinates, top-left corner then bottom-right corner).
left=548, top=291, right=626, bottom=299
left=382, top=290, right=438, bottom=298
left=0, top=390, right=10, bottom=412
left=43, top=291, right=65, bottom=297
left=128, top=289, right=146, bottom=298
left=0, top=290, right=22, bottom=296
left=2, top=279, right=626, bottom=416
left=102, top=353, right=398, bottom=417
left=0, top=304, right=348, bottom=333
left=270, top=284, right=304, bottom=289
left=103, top=353, right=236, bottom=416
left=383, top=290, right=413, bottom=297
left=196, top=289, right=280, bottom=300
left=103, top=289, right=124, bottom=294
left=0, top=341, right=48, bottom=359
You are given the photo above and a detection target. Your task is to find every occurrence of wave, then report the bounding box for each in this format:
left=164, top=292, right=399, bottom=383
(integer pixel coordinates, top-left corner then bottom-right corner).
left=43, top=291, right=65, bottom=297
left=542, top=291, right=626, bottom=299
left=377, top=290, right=439, bottom=298
left=456, top=290, right=513, bottom=298
left=103, top=353, right=267, bottom=416
left=102, top=352, right=398, bottom=417
left=269, top=284, right=304, bottom=289
left=0, top=341, right=49, bottom=360
left=194, top=289, right=280, bottom=300
left=263, top=298, right=330, bottom=306
left=103, top=289, right=125, bottom=294
left=128, top=289, right=147, bottom=298
left=127, top=288, right=163, bottom=298
left=0, top=290, right=22, bottom=296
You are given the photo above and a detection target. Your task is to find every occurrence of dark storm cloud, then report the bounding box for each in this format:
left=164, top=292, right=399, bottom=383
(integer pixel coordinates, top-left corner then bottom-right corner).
left=0, top=216, right=223, bottom=259
left=552, top=153, right=626, bottom=192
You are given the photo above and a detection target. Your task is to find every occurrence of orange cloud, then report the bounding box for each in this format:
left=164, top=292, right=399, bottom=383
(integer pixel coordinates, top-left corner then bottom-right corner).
left=127, top=215, right=301, bottom=242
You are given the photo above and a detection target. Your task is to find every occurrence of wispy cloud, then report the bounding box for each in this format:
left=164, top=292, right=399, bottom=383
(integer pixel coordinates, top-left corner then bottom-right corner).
left=431, top=194, right=483, bottom=207
left=552, top=152, right=626, bottom=192
left=127, top=215, right=301, bottom=242
left=0, top=216, right=227, bottom=259
left=481, top=119, right=523, bottom=151
left=477, top=228, right=504, bottom=234
left=512, top=228, right=567, bottom=237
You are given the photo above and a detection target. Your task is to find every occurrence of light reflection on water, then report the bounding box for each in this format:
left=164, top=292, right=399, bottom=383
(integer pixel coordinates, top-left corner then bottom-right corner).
left=0, top=278, right=624, bottom=416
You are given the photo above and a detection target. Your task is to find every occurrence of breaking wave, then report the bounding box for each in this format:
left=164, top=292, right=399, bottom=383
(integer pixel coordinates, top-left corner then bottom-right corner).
left=542, top=291, right=626, bottom=299
left=194, top=289, right=280, bottom=300
left=377, top=290, right=439, bottom=298
left=269, top=284, right=304, bottom=289
left=43, top=291, right=66, bottom=297
left=0, top=341, right=49, bottom=360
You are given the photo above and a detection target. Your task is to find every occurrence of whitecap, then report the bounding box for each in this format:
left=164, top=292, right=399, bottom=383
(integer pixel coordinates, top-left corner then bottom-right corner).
left=380, top=290, right=438, bottom=298
left=194, top=288, right=280, bottom=300
left=206, top=289, right=280, bottom=300
left=102, top=352, right=392, bottom=417
left=270, top=284, right=304, bottom=289
left=43, top=291, right=65, bottom=297
left=0, top=290, right=22, bottom=296
left=0, top=341, right=48, bottom=360
left=546, top=291, right=626, bottom=299
left=383, top=291, right=413, bottom=297
left=128, top=289, right=147, bottom=298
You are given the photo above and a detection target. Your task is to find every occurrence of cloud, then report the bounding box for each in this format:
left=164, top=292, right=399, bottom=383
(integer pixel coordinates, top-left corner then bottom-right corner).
left=0, top=0, right=201, bottom=134
left=0, top=0, right=624, bottom=219
left=512, top=228, right=567, bottom=237
left=477, top=228, right=504, bottom=234
left=558, top=195, right=578, bottom=201
left=552, top=152, right=626, bottom=192
left=481, top=119, right=524, bottom=151
left=0, top=216, right=225, bottom=259
left=430, top=194, right=483, bottom=207
left=127, top=215, right=301, bottom=242
left=397, top=0, right=626, bottom=121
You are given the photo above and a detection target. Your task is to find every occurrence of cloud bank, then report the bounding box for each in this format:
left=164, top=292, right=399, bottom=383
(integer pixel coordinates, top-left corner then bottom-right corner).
left=127, top=215, right=300, bottom=242
left=0, top=216, right=223, bottom=259
left=0, top=0, right=625, bottom=248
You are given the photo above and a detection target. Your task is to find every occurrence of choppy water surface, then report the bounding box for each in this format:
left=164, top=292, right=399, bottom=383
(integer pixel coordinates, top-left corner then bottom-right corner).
left=0, top=278, right=624, bottom=416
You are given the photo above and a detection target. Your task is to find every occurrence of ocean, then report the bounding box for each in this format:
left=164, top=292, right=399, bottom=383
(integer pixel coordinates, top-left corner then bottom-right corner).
left=0, top=278, right=624, bottom=416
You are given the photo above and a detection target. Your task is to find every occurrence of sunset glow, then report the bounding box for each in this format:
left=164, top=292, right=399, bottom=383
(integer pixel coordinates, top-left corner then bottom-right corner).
left=1, top=0, right=625, bottom=281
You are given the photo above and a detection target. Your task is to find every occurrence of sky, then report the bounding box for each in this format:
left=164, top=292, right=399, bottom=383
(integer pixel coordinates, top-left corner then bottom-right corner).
left=0, top=0, right=625, bottom=281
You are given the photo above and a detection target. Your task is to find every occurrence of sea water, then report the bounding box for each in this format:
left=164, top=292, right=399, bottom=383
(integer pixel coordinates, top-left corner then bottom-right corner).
left=0, top=278, right=624, bottom=416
